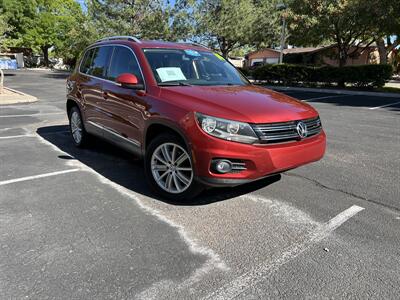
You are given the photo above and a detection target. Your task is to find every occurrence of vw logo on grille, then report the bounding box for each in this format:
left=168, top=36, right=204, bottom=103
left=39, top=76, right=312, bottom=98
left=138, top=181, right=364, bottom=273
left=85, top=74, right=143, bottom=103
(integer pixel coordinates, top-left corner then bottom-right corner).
left=296, top=121, right=308, bottom=138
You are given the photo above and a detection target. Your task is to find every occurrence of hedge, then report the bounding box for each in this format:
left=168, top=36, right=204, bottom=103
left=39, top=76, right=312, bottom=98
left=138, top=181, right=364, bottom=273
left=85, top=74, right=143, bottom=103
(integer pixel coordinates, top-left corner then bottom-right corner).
left=237, top=67, right=251, bottom=77
left=250, top=64, right=393, bottom=88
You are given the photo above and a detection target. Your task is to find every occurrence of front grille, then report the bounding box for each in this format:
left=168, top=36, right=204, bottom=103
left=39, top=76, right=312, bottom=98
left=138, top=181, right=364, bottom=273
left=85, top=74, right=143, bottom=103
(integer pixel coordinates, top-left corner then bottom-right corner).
left=252, top=117, right=322, bottom=143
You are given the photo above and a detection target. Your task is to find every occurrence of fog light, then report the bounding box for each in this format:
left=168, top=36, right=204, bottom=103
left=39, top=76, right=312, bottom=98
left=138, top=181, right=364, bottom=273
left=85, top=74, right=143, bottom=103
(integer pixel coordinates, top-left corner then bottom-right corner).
left=214, top=160, right=232, bottom=173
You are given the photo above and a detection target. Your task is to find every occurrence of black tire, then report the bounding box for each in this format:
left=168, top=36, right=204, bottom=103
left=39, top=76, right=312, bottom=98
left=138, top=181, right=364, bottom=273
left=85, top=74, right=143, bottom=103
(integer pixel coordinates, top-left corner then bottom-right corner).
left=68, top=106, right=89, bottom=148
left=145, top=134, right=203, bottom=201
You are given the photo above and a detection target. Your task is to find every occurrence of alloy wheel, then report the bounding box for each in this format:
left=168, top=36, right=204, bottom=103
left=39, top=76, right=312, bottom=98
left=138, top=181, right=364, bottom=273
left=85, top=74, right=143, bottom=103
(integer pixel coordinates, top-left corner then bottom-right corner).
left=151, top=142, right=193, bottom=194
left=70, top=110, right=83, bottom=144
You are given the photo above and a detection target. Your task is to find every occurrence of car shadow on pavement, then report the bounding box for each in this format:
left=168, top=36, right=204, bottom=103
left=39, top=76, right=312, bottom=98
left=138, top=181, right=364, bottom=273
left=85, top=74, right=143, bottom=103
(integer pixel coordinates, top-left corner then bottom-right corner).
left=41, top=72, right=70, bottom=79
left=37, top=125, right=281, bottom=206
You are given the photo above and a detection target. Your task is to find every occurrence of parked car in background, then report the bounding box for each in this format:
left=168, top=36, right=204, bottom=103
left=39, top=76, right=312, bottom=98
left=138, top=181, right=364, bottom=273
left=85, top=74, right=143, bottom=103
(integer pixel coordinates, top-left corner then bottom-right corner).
left=66, top=36, right=326, bottom=200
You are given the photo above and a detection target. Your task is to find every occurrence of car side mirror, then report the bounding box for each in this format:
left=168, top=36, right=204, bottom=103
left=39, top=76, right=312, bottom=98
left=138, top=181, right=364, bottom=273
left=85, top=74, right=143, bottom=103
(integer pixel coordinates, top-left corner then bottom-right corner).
left=116, top=73, right=144, bottom=90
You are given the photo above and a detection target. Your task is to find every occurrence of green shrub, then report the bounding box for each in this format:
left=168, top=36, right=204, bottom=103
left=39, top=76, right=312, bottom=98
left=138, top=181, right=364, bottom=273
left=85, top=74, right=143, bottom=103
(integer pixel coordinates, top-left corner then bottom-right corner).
left=236, top=67, right=251, bottom=77
left=252, top=64, right=393, bottom=88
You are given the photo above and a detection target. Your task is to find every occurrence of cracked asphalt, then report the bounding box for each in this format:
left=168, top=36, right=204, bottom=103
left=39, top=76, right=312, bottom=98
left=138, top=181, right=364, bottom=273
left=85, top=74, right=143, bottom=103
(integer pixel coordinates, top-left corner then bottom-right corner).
left=1, top=69, right=399, bottom=299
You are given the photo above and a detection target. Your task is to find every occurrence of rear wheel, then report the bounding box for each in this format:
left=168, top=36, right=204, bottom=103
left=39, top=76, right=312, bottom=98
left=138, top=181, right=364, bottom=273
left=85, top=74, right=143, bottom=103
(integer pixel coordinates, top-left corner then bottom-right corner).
left=69, top=106, right=88, bottom=147
left=145, top=134, right=203, bottom=200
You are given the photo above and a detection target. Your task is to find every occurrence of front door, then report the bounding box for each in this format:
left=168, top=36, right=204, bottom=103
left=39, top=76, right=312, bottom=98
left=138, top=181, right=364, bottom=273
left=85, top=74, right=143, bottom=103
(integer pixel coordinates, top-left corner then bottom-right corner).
left=100, top=45, right=147, bottom=150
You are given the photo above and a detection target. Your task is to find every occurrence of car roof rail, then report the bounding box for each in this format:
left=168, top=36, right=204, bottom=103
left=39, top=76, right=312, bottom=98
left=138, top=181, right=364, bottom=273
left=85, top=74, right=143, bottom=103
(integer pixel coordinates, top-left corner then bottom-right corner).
left=96, top=36, right=142, bottom=44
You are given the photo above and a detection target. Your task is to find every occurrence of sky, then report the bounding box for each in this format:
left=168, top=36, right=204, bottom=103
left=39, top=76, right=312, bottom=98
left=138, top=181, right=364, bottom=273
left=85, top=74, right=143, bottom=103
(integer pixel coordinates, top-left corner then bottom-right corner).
left=76, top=0, right=86, bottom=10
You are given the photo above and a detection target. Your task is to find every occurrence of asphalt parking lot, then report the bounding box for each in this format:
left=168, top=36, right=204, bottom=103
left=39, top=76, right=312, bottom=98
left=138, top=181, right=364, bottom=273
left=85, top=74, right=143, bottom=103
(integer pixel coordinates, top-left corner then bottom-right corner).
left=1, top=69, right=399, bottom=299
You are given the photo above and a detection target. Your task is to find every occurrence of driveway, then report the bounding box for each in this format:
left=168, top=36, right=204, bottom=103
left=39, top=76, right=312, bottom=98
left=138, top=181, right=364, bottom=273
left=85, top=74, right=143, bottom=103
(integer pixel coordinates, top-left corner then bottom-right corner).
left=1, top=69, right=399, bottom=299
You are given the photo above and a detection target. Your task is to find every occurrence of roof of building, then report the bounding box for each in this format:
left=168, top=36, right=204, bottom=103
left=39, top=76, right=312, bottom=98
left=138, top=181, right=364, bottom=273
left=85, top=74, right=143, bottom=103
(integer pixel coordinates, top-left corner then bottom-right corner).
left=283, top=47, right=325, bottom=54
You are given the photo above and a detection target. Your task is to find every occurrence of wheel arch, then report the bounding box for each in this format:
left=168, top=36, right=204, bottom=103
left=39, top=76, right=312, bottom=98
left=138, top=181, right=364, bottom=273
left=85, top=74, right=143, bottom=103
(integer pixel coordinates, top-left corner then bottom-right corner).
left=66, top=98, right=80, bottom=117
left=144, top=120, right=192, bottom=156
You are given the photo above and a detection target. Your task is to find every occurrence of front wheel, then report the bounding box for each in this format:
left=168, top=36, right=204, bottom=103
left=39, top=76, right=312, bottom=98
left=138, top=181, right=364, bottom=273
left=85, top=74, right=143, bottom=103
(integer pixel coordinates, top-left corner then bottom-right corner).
left=145, top=134, right=203, bottom=201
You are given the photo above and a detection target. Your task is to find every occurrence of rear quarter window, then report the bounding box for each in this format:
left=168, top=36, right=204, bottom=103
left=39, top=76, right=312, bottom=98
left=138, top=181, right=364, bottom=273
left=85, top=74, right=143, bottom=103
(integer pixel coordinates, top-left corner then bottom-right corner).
left=79, top=49, right=94, bottom=74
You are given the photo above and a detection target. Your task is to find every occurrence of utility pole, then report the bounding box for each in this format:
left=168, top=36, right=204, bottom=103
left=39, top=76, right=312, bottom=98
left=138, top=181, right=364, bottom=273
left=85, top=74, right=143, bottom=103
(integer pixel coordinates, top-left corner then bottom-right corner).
left=277, top=3, right=287, bottom=64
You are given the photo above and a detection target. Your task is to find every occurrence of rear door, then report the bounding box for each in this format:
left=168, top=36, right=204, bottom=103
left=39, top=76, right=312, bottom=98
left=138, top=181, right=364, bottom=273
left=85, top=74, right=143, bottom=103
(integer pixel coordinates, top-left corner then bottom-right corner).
left=78, top=45, right=113, bottom=128
left=76, top=48, right=95, bottom=120
left=100, top=45, right=146, bottom=150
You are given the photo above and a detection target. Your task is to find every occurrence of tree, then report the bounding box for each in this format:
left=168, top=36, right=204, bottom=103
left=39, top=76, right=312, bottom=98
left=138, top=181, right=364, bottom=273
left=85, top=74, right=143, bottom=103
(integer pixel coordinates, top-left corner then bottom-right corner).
left=190, top=0, right=282, bottom=58
left=366, top=0, right=400, bottom=64
left=287, top=0, right=377, bottom=67
left=0, top=11, right=12, bottom=51
left=86, top=0, right=176, bottom=40
left=22, top=0, right=83, bottom=66
left=251, top=0, right=283, bottom=49
left=193, top=0, right=255, bottom=57
left=0, top=11, right=11, bottom=93
left=1, top=0, right=84, bottom=67
left=169, top=0, right=197, bottom=42
left=57, top=22, right=97, bottom=67
left=0, top=0, right=36, bottom=44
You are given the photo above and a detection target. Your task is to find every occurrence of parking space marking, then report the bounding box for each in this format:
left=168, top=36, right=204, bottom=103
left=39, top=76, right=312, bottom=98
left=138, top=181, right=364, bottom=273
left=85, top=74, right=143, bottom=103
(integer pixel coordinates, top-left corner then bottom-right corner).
left=369, top=100, right=400, bottom=110
left=34, top=133, right=228, bottom=296
left=203, top=205, right=365, bottom=300
left=0, top=112, right=64, bottom=118
left=0, top=169, right=80, bottom=186
left=0, top=134, right=35, bottom=139
left=304, top=95, right=353, bottom=102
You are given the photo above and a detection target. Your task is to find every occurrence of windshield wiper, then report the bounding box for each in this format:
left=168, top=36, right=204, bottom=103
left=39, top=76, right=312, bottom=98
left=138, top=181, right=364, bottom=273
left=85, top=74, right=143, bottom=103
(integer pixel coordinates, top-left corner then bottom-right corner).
left=158, top=82, right=191, bottom=86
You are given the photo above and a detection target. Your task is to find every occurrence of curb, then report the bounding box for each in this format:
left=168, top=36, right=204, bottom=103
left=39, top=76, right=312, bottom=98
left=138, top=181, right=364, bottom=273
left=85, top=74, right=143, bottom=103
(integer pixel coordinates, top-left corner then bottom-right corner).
left=265, top=86, right=400, bottom=99
left=0, top=87, right=38, bottom=105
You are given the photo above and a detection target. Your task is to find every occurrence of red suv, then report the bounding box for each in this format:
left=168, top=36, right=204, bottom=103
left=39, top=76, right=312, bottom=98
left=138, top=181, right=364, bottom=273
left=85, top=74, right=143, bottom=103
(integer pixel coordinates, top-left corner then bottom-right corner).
left=66, top=36, right=326, bottom=200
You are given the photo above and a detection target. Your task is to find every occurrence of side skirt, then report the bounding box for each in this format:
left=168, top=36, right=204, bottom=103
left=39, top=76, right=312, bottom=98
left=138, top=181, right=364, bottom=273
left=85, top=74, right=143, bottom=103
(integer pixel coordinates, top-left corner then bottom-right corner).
left=85, top=121, right=142, bottom=157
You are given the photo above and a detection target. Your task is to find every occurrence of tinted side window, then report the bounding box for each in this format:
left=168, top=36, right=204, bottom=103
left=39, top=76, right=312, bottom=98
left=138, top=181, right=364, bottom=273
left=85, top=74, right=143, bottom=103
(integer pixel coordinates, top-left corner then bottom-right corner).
left=79, top=49, right=94, bottom=74
left=88, top=46, right=112, bottom=78
left=108, top=47, right=143, bottom=82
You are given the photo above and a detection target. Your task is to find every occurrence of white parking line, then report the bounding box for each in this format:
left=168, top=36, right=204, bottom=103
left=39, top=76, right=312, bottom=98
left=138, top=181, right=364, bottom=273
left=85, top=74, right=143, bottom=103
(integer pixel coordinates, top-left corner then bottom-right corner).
left=34, top=133, right=228, bottom=296
left=0, top=134, right=35, bottom=140
left=303, top=95, right=352, bottom=102
left=0, top=169, right=80, bottom=186
left=0, top=112, right=64, bottom=118
left=203, top=205, right=365, bottom=300
left=369, top=100, right=400, bottom=110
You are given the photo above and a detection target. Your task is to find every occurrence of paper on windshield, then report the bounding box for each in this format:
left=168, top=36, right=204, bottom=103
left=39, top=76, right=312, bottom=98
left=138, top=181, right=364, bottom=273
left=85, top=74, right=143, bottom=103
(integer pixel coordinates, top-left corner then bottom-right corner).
left=156, top=67, right=187, bottom=82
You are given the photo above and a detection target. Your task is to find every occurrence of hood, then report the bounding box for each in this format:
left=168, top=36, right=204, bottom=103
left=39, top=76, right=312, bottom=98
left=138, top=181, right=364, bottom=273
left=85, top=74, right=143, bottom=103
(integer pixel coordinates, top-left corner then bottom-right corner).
left=158, top=85, right=318, bottom=123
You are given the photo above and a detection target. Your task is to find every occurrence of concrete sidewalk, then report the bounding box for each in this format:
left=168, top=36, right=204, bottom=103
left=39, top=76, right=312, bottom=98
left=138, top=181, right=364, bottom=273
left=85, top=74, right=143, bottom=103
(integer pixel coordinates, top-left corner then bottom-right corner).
left=0, top=87, right=37, bottom=105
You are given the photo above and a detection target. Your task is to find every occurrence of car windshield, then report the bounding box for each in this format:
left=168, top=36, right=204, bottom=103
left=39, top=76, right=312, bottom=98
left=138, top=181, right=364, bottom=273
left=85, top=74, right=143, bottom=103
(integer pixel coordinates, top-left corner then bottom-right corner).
left=143, top=48, right=249, bottom=86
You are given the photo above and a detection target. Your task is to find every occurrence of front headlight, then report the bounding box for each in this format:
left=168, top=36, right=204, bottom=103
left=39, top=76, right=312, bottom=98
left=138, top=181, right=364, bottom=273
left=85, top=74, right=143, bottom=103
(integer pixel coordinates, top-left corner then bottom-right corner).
left=195, top=112, right=259, bottom=144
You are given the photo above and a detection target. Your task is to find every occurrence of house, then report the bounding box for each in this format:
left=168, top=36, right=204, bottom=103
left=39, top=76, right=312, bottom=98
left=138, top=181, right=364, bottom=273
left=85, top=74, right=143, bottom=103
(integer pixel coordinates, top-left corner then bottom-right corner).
left=245, top=45, right=379, bottom=67
left=228, top=56, right=245, bottom=68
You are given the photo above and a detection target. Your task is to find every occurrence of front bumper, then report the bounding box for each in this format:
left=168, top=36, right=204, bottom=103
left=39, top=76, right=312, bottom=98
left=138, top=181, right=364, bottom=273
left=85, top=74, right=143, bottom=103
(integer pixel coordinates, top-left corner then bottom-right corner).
left=190, top=129, right=326, bottom=187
